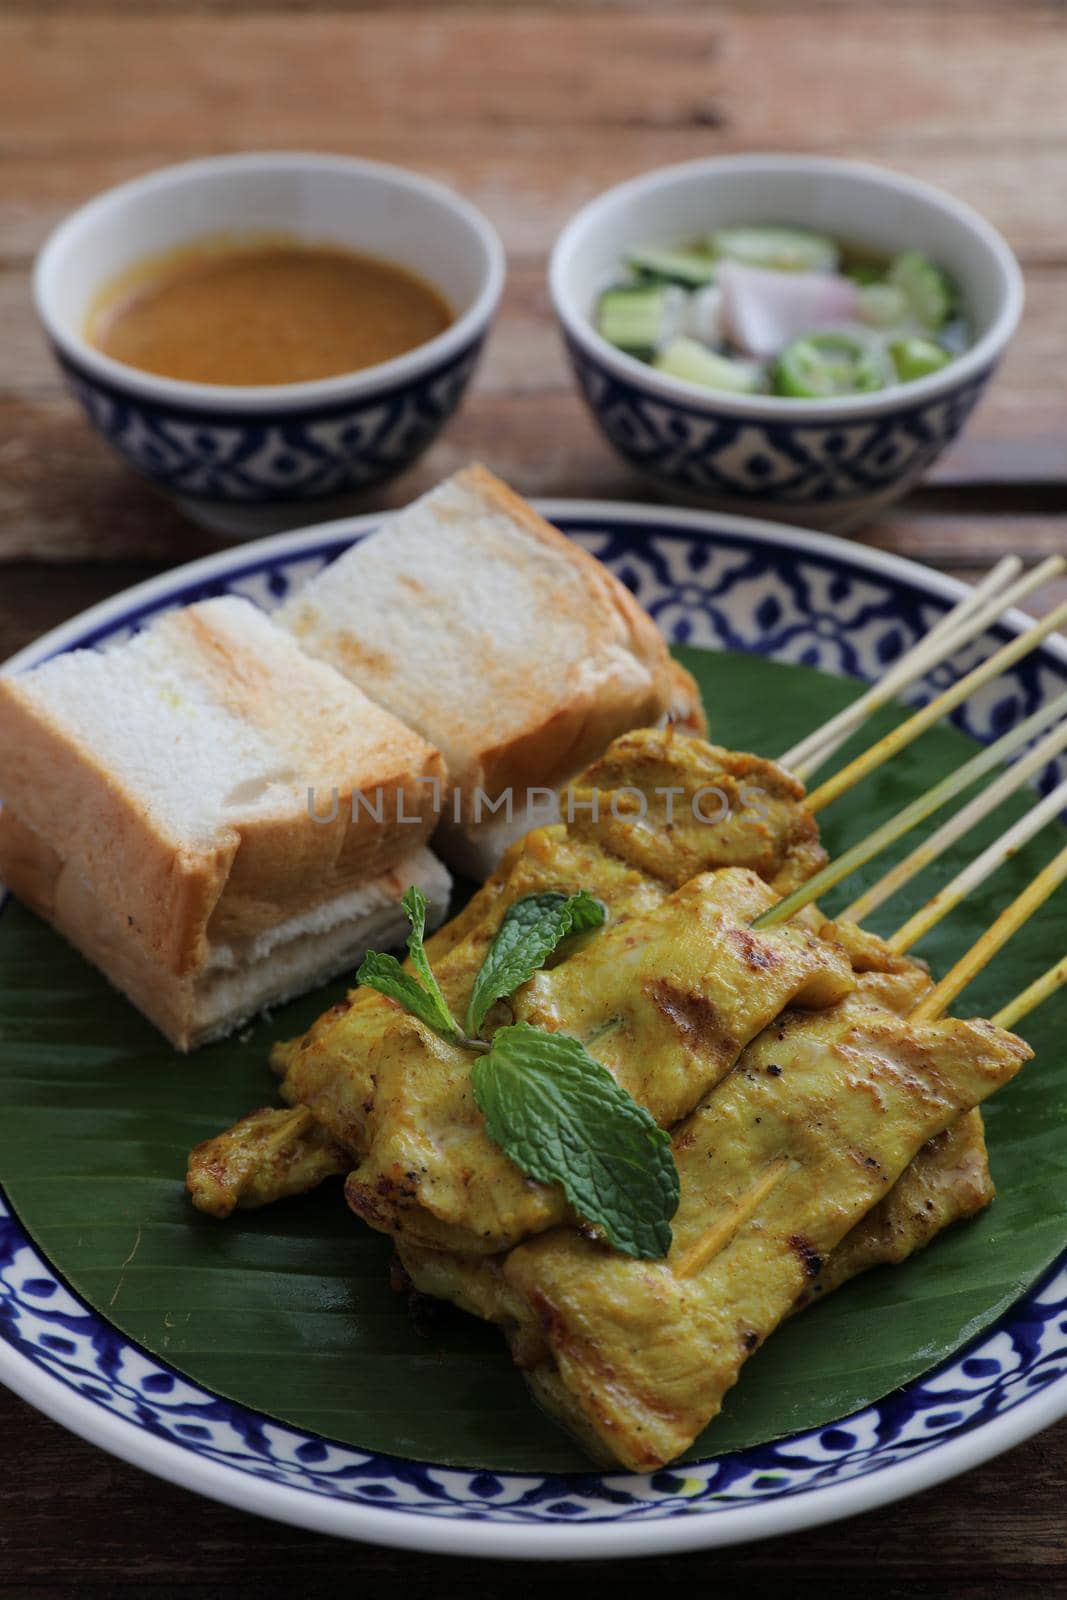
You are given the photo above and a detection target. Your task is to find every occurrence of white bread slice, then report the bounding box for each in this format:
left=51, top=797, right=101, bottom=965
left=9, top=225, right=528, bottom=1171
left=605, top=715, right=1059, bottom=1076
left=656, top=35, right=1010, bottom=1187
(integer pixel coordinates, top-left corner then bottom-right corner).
left=277, top=465, right=705, bottom=871
left=0, top=596, right=446, bottom=980
left=0, top=808, right=450, bottom=1051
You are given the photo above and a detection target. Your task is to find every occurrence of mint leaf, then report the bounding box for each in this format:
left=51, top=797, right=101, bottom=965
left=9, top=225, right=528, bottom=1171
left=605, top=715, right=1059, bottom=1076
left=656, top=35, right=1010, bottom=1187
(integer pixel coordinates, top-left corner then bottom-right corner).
left=355, top=951, right=461, bottom=1042
left=465, top=890, right=606, bottom=1035
left=561, top=888, right=608, bottom=934
left=470, top=1022, right=678, bottom=1258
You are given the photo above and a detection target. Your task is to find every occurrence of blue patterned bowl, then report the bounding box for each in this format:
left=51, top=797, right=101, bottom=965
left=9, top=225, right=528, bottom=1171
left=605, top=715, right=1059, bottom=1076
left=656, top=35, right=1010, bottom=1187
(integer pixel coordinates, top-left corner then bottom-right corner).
left=550, top=156, right=1023, bottom=533
left=34, top=153, right=505, bottom=539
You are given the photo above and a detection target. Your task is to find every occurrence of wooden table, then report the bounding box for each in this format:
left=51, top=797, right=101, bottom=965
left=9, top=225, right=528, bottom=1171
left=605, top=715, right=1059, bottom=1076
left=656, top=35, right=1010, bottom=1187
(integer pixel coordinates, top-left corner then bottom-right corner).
left=1, top=3, right=1065, bottom=1592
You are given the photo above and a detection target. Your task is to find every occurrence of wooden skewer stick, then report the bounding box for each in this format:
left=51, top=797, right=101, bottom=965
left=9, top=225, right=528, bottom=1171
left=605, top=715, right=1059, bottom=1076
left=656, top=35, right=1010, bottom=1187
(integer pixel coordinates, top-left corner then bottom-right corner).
left=840, top=702, right=1067, bottom=923
left=781, top=555, right=1040, bottom=778
left=917, top=558, right=1025, bottom=649
left=888, top=776, right=1067, bottom=954
left=993, top=954, right=1067, bottom=1031
left=804, top=599, right=1067, bottom=816
left=780, top=556, right=1021, bottom=776
left=752, top=701, right=1067, bottom=930
left=909, top=843, right=1067, bottom=1023
left=672, top=1156, right=793, bottom=1279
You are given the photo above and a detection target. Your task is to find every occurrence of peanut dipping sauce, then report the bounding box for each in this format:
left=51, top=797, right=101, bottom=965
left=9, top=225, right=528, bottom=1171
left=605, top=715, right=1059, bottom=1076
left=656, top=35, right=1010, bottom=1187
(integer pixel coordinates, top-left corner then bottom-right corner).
left=86, top=235, right=454, bottom=386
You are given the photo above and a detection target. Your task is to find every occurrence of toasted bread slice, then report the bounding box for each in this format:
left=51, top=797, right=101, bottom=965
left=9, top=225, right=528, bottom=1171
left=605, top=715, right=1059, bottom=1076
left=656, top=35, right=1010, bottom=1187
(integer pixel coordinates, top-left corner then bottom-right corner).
left=0, top=595, right=450, bottom=1046
left=278, top=465, right=705, bottom=870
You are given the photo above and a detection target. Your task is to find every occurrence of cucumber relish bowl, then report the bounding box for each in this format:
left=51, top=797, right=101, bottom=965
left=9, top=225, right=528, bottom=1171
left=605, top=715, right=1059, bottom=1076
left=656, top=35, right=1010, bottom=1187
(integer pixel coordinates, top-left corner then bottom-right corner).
left=33, top=152, right=506, bottom=540
left=549, top=155, right=1024, bottom=533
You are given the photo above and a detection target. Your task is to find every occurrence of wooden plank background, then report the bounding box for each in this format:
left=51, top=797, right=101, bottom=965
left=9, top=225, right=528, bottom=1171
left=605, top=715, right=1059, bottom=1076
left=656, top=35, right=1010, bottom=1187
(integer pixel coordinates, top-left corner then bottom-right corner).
left=1, top=4, right=1066, bottom=1595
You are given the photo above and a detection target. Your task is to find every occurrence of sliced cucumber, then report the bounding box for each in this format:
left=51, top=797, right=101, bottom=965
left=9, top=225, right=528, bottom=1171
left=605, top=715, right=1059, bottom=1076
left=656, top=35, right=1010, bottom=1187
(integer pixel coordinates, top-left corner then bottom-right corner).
left=775, top=332, right=892, bottom=398
left=653, top=336, right=763, bottom=393
left=857, top=282, right=910, bottom=328
left=626, top=246, right=716, bottom=288
left=597, top=284, right=674, bottom=356
left=708, top=225, right=839, bottom=274
left=888, top=250, right=955, bottom=331
left=889, top=336, right=953, bottom=383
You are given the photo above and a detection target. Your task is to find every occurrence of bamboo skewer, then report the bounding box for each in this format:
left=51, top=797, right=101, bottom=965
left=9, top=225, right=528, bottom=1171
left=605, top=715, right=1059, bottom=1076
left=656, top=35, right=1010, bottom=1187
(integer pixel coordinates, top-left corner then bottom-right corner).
left=909, top=843, right=1067, bottom=1022
left=672, top=1156, right=793, bottom=1279
left=779, top=556, right=1023, bottom=775
left=918, top=557, right=1024, bottom=648
left=803, top=600, right=1067, bottom=816
left=840, top=703, right=1067, bottom=923
left=782, top=556, right=1064, bottom=781
left=993, top=955, right=1067, bottom=1031
left=751, top=702, right=1067, bottom=930
left=888, top=776, right=1067, bottom=954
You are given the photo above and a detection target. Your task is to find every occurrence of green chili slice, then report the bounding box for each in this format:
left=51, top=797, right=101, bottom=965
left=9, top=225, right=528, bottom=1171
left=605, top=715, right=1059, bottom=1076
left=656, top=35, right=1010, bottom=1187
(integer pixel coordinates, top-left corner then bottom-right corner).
left=774, top=332, right=892, bottom=399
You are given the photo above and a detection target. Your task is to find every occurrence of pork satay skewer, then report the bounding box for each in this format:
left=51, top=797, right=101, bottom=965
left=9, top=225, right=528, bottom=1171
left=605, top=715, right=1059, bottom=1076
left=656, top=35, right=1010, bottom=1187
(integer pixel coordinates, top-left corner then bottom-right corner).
left=781, top=554, right=1061, bottom=777
left=375, top=785, right=1062, bottom=1260
left=817, top=785, right=1067, bottom=1284
left=338, top=763, right=1061, bottom=1257
left=424, top=887, right=1041, bottom=1471
left=400, top=798, right=1062, bottom=1318
left=192, top=721, right=1061, bottom=1242
left=841, top=711, right=1067, bottom=923
left=190, top=597, right=1067, bottom=1241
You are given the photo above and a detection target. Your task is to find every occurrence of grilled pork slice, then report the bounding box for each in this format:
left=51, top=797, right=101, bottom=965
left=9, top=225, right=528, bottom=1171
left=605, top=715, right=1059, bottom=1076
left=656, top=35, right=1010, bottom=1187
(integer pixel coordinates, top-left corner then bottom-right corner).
left=399, top=1103, right=995, bottom=1364
left=567, top=727, right=827, bottom=896
left=800, top=1109, right=993, bottom=1304
left=187, top=1106, right=349, bottom=1219
left=190, top=749, right=993, bottom=1279
left=268, top=820, right=672, bottom=1162
left=442, top=1003, right=1028, bottom=1471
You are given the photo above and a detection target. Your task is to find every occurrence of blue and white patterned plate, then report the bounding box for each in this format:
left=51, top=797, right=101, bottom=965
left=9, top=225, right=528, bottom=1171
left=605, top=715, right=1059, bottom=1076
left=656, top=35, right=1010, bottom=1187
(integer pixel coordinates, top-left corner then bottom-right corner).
left=2, top=503, right=1066, bottom=1560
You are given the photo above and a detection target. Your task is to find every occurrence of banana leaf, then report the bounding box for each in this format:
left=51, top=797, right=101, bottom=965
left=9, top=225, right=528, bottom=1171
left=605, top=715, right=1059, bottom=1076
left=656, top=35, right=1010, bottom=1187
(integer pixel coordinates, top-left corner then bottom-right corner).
left=1, top=648, right=1064, bottom=1471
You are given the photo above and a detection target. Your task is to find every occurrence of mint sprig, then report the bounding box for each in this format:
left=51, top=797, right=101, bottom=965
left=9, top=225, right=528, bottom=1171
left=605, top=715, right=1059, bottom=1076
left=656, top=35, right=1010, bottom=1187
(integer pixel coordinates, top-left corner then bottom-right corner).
left=355, top=884, right=680, bottom=1258
left=465, top=889, right=606, bottom=1035
left=471, top=1023, right=678, bottom=1259
left=357, top=887, right=462, bottom=1043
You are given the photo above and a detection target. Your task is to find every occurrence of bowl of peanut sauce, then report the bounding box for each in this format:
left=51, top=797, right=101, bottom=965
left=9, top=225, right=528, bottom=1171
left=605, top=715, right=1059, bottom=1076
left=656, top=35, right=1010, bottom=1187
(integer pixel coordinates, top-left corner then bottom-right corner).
left=34, top=152, right=505, bottom=538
